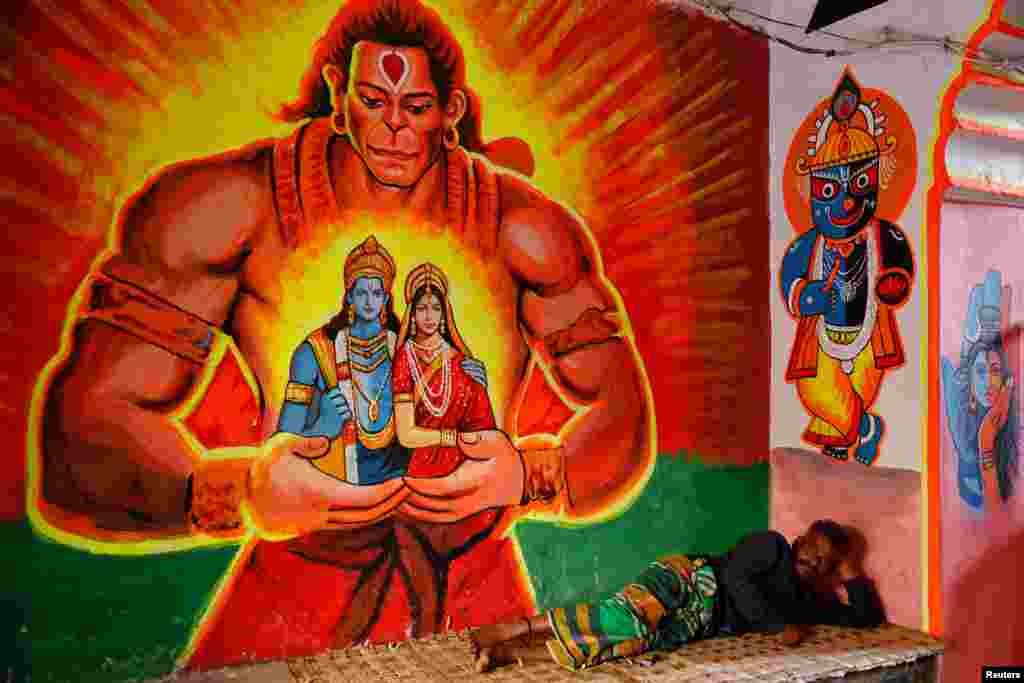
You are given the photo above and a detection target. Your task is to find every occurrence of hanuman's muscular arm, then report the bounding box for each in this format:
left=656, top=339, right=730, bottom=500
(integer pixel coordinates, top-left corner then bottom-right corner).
left=42, top=146, right=274, bottom=532
left=500, top=176, right=654, bottom=519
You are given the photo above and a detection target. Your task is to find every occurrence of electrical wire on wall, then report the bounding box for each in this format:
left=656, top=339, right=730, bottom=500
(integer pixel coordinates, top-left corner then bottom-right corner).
left=682, top=0, right=1024, bottom=77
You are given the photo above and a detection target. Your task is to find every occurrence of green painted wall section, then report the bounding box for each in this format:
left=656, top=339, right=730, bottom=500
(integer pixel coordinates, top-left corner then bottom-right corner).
left=2, top=522, right=238, bottom=683
left=516, top=452, right=770, bottom=610
left=4, top=453, right=768, bottom=682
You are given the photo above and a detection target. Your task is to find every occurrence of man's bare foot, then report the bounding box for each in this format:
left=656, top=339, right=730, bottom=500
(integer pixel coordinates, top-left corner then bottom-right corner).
left=470, top=621, right=529, bottom=673
left=476, top=643, right=524, bottom=673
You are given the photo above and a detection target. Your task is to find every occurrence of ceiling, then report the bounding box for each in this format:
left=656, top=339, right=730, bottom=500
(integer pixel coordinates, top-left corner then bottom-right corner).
left=678, top=0, right=987, bottom=45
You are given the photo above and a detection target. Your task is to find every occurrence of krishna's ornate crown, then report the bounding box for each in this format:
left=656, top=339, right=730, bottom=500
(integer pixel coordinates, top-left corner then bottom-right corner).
left=344, top=235, right=396, bottom=291
left=404, top=262, right=448, bottom=304
left=796, top=70, right=897, bottom=175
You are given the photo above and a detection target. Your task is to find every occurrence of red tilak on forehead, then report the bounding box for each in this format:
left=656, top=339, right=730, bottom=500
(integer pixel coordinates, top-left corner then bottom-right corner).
left=380, top=51, right=408, bottom=88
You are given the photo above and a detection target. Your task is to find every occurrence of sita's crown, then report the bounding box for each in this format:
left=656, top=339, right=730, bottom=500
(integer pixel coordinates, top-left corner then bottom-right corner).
left=344, top=235, right=397, bottom=291
left=796, top=71, right=896, bottom=175
left=404, top=262, right=448, bottom=304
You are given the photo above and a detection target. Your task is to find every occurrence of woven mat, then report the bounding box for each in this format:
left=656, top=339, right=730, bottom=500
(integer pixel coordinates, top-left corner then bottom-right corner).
left=287, top=623, right=943, bottom=683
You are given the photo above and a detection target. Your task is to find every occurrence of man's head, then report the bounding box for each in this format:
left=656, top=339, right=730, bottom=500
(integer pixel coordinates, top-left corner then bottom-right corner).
left=793, top=519, right=849, bottom=581
left=278, top=0, right=483, bottom=186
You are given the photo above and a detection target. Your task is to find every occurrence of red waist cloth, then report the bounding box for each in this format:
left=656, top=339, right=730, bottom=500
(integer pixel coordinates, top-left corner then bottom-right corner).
left=183, top=336, right=530, bottom=668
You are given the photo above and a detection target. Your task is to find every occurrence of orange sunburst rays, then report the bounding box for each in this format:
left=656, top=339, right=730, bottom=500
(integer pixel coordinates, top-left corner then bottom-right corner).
left=9, top=0, right=767, bottom=466
left=14, top=0, right=767, bottom=628
left=454, top=0, right=770, bottom=459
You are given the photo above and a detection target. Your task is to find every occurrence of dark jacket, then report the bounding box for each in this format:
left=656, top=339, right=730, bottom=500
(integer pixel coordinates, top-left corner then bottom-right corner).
left=711, top=531, right=884, bottom=635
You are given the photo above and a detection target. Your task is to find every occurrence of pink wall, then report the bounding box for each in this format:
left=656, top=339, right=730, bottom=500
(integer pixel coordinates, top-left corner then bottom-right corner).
left=938, top=202, right=1024, bottom=682
left=770, top=447, right=922, bottom=629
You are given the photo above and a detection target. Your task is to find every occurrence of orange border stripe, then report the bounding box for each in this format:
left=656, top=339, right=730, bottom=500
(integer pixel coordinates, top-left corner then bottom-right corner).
left=925, top=0, right=1007, bottom=637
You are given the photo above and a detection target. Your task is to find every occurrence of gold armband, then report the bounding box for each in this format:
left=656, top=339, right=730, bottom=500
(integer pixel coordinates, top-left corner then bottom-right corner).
left=394, top=392, right=413, bottom=404
left=189, top=458, right=251, bottom=536
left=520, top=447, right=565, bottom=505
left=440, top=429, right=458, bottom=449
left=544, top=307, right=622, bottom=357
left=284, top=382, right=315, bottom=405
left=82, top=272, right=216, bottom=364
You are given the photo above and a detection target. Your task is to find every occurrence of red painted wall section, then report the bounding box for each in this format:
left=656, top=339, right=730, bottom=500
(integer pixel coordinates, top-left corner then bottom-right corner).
left=2, top=1, right=772, bottom=680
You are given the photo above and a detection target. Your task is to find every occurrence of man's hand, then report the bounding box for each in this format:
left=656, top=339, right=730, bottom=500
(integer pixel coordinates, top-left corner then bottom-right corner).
left=399, top=430, right=524, bottom=523
left=246, top=433, right=406, bottom=537
left=781, top=624, right=810, bottom=646
left=829, top=557, right=864, bottom=605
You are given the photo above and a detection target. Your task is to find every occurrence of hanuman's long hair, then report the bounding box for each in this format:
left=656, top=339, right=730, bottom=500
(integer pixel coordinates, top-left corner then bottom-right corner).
left=276, top=0, right=485, bottom=153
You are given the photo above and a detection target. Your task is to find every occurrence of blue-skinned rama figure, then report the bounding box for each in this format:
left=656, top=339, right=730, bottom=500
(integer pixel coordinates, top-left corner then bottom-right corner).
left=941, top=270, right=1018, bottom=512
left=779, top=71, right=914, bottom=465
left=277, top=235, right=488, bottom=484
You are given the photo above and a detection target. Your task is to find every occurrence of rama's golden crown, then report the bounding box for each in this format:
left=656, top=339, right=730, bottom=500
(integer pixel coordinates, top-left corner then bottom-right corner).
left=344, top=235, right=396, bottom=291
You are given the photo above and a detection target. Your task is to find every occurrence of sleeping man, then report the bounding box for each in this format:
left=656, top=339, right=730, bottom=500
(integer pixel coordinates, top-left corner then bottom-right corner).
left=472, top=519, right=884, bottom=672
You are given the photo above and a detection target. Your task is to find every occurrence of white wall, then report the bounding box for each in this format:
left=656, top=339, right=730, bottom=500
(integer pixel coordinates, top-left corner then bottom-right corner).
left=765, top=0, right=990, bottom=471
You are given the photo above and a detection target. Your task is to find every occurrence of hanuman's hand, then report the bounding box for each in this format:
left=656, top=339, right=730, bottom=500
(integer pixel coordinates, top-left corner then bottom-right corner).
left=246, top=433, right=406, bottom=537
left=399, top=430, right=524, bottom=523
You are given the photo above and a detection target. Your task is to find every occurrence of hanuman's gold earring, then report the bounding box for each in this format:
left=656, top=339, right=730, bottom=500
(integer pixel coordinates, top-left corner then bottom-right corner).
left=331, top=111, right=346, bottom=136
left=410, top=319, right=416, bottom=336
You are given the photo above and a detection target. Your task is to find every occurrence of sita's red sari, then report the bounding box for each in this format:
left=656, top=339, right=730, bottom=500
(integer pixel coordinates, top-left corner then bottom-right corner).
left=392, top=341, right=496, bottom=477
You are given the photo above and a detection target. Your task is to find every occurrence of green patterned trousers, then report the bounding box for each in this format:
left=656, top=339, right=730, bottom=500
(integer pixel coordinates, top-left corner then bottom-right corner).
left=546, top=555, right=718, bottom=671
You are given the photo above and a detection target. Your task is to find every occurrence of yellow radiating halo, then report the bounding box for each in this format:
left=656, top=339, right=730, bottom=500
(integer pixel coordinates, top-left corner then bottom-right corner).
left=265, top=213, right=521, bottom=428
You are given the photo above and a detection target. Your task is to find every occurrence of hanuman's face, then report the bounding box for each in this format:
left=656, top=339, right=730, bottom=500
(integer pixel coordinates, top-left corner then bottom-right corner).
left=343, top=42, right=450, bottom=188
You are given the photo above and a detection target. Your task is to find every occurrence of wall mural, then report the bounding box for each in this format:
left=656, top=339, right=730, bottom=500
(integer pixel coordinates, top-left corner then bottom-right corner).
left=941, top=270, right=1019, bottom=513
left=779, top=69, right=917, bottom=466
left=3, top=0, right=771, bottom=678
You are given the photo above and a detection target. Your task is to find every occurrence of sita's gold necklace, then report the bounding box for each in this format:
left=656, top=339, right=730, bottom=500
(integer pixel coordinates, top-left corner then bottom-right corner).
left=410, top=335, right=443, bottom=363
left=406, top=340, right=451, bottom=418
left=348, top=333, right=388, bottom=422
